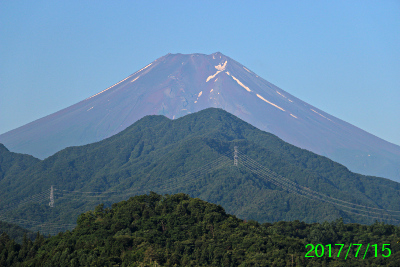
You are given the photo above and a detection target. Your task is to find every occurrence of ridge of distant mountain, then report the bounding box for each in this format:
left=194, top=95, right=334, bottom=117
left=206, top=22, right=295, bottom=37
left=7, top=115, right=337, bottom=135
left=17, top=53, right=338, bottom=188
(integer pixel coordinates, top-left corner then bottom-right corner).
left=1, top=52, right=399, bottom=182
left=0, top=144, right=40, bottom=181
left=0, top=220, right=36, bottom=244
left=1, top=108, right=400, bottom=235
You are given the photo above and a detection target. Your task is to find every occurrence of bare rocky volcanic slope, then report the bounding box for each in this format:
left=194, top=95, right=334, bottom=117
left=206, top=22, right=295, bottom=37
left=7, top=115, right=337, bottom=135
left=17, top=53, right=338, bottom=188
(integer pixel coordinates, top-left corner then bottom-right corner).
left=1, top=52, right=399, bottom=181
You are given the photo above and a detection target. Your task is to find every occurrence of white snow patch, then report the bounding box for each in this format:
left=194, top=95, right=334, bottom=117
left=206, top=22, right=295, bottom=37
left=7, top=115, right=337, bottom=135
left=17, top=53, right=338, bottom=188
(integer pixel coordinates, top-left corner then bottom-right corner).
left=215, top=61, right=227, bottom=71
left=226, top=71, right=230, bottom=75
left=276, top=91, right=287, bottom=98
left=213, top=55, right=215, bottom=59
left=132, top=63, right=152, bottom=76
left=215, top=78, right=218, bottom=82
left=87, top=75, right=131, bottom=99
left=288, top=99, right=293, bottom=103
left=256, top=94, right=285, bottom=111
left=206, top=73, right=219, bottom=82
left=311, top=109, right=333, bottom=122
left=290, top=114, right=297, bottom=119
left=87, top=107, right=94, bottom=111
left=243, top=67, right=251, bottom=73
left=210, top=89, right=213, bottom=92
left=206, top=61, right=227, bottom=82
left=231, top=75, right=251, bottom=92
left=198, top=91, right=203, bottom=97
left=194, top=101, right=197, bottom=103
left=130, top=76, right=140, bottom=83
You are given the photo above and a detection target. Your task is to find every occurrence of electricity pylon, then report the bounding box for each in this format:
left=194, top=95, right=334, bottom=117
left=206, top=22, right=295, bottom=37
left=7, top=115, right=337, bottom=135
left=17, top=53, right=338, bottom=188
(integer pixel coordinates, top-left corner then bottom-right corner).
left=234, top=146, right=238, bottom=166
left=49, top=185, right=54, bottom=207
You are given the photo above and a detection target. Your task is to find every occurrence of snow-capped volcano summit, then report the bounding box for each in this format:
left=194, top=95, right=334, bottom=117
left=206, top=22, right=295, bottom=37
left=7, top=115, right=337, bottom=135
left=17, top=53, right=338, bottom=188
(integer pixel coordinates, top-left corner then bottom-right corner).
left=1, top=52, right=400, bottom=181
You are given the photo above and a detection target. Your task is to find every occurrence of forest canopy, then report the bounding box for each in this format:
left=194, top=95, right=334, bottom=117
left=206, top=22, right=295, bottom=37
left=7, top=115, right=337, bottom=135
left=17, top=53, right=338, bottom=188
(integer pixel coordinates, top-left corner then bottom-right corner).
left=1, top=192, right=400, bottom=266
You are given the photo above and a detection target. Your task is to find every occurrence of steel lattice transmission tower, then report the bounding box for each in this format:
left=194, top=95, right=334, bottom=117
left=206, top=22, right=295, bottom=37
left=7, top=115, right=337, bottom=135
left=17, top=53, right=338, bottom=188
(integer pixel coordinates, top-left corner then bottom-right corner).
left=234, top=146, right=238, bottom=166
left=49, top=185, right=54, bottom=207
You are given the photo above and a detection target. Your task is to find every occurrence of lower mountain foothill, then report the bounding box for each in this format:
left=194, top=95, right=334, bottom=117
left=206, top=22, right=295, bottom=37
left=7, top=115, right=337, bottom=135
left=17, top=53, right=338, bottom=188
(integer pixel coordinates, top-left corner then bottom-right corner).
left=1, top=108, right=400, bottom=265
left=1, top=192, right=400, bottom=266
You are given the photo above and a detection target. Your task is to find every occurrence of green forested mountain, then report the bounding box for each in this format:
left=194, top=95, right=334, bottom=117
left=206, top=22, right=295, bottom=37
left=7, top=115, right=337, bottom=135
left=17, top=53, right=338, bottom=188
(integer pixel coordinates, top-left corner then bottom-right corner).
left=0, top=221, right=36, bottom=244
left=1, top=193, right=400, bottom=266
left=1, top=108, right=400, bottom=234
left=0, top=144, right=39, bottom=181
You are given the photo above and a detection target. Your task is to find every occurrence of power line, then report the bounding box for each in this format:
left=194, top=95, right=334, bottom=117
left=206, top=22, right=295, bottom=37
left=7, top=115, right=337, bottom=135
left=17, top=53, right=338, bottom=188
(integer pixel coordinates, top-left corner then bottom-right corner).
left=238, top=151, right=400, bottom=213
left=3, top=147, right=400, bottom=235
left=236, top=151, right=400, bottom=222
left=0, top=153, right=233, bottom=235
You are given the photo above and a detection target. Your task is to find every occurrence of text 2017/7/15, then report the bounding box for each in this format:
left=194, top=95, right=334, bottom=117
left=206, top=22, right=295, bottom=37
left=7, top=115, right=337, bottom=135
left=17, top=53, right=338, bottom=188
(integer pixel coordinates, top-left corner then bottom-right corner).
left=305, top=244, right=391, bottom=259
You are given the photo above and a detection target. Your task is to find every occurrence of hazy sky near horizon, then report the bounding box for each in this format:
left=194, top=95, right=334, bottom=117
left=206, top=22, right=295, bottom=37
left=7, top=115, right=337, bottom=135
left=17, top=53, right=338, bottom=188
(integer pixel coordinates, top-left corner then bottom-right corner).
left=1, top=1, right=399, bottom=146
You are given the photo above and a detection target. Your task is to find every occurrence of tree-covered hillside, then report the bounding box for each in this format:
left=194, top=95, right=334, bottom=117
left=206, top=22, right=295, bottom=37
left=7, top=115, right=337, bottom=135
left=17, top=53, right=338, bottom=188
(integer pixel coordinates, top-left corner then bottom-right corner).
left=1, top=108, right=400, bottom=234
left=0, top=144, right=39, bottom=181
left=1, top=193, right=400, bottom=266
left=0, top=221, right=36, bottom=244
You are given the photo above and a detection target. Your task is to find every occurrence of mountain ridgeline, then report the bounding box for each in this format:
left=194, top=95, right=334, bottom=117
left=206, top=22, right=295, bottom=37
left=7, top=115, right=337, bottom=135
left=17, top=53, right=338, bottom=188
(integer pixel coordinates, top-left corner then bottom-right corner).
left=0, top=221, right=36, bottom=244
left=0, top=144, right=40, bottom=180
left=1, top=108, right=400, bottom=235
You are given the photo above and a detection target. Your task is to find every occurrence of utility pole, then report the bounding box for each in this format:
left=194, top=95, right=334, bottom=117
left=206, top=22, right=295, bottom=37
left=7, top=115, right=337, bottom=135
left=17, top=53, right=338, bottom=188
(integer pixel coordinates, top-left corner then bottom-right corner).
left=234, top=146, right=238, bottom=166
left=49, top=185, right=54, bottom=207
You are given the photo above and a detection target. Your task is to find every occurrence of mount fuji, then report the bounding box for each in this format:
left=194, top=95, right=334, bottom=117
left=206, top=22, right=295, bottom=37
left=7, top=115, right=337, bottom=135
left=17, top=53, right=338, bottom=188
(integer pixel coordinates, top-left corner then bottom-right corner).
left=1, top=52, right=399, bottom=182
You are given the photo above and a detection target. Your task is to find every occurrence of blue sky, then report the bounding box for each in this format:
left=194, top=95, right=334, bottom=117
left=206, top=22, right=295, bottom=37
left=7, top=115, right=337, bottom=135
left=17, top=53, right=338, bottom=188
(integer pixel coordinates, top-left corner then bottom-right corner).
left=1, top=1, right=399, bottom=146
